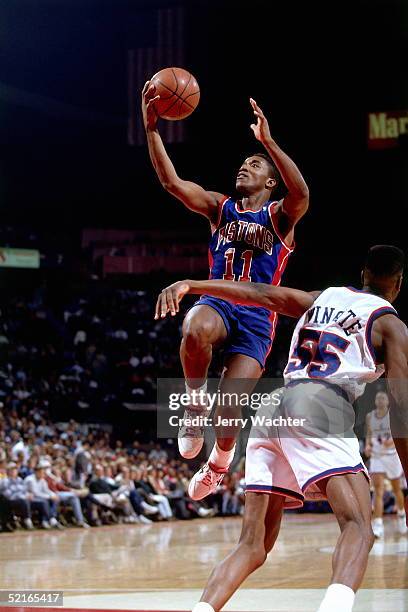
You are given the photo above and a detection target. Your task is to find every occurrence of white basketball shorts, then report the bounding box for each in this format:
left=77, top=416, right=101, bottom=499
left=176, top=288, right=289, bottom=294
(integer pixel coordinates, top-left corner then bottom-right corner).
left=245, top=381, right=368, bottom=508
left=369, top=453, right=403, bottom=481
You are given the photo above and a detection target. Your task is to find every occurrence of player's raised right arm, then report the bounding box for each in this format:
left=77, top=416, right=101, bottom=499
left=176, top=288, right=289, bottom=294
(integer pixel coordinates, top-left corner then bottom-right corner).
left=142, top=81, right=222, bottom=224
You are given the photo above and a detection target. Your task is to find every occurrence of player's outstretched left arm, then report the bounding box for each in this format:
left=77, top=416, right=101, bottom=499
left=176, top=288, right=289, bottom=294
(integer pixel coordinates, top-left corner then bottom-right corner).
left=155, top=279, right=315, bottom=320
left=250, top=98, right=309, bottom=240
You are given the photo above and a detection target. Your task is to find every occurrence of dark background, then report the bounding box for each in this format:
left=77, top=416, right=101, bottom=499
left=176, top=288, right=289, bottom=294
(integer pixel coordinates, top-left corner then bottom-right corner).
left=0, top=0, right=407, bottom=291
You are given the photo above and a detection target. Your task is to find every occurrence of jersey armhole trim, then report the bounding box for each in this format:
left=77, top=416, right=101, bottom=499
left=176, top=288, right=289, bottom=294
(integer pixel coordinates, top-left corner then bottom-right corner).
left=211, top=195, right=229, bottom=235
left=365, top=307, right=399, bottom=364
left=268, top=202, right=295, bottom=251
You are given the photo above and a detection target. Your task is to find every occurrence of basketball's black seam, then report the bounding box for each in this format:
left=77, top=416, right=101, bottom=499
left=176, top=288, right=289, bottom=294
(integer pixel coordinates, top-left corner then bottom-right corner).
left=155, top=75, right=199, bottom=110
left=181, top=90, right=200, bottom=104
left=176, top=71, right=193, bottom=117
left=159, top=72, right=194, bottom=115
left=171, top=68, right=180, bottom=94
left=154, top=80, right=174, bottom=100
left=159, top=86, right=199, bottom=112
left=178, top=70, right=192, bottom=99
left=162, top=71, right=192, bottom=116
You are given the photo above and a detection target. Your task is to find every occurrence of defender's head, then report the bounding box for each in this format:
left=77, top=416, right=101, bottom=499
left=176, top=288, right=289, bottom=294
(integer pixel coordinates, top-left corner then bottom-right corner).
left=236, top=153, right=280, bottom=197
left=362, top=245, right=405, bottom=303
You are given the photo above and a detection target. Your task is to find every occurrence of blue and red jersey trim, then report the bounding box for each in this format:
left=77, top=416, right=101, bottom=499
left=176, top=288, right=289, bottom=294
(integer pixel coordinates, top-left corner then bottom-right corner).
left=301, top=463, right=367, bottom=493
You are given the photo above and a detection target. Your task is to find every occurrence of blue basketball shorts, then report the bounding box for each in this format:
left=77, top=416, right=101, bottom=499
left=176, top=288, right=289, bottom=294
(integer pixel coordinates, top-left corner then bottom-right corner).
left=191, top=295, right=275, bottom=369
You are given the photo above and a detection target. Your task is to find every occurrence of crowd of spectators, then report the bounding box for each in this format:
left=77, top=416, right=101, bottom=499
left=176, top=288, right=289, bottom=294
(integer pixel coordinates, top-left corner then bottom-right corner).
left=0, top=412, right=245, bottom=533
left=0, top=286, right=177, bottom=419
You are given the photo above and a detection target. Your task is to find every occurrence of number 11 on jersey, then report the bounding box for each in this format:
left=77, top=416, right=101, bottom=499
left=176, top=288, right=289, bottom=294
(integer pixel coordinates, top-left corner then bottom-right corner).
left=223, top=248, right=253, bottom=282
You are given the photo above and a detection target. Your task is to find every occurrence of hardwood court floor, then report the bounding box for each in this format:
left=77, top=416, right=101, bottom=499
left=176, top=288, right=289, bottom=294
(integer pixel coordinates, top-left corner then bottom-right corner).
left=0, top=514, right=407, bottom=611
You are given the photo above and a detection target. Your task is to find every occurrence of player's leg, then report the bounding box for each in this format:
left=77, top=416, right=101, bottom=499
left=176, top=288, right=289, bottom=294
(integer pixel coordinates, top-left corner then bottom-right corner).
left=181, top=305, right=228, bottom=386
left=316, top=472, right=374, bottom=612
left=189, top=353, right=262, bottom=499
left=215, top=353, right=262, bottom=452
left=192, top=492, right=284, bottom=612
left=390, top=476, right=407, bottom=534
left=178, top=305, right=228, bottom=459
left=371, top=472, right=385, bottom=538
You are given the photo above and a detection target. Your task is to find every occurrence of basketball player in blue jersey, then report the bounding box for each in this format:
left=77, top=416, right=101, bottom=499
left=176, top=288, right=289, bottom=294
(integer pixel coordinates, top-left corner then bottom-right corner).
left=156, top=245, right=408, bottom=612
left=143, top=81, right=309, bottom=499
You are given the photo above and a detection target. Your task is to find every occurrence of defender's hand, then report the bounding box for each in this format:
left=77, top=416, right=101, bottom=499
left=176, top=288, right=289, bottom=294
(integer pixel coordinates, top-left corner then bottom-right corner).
left=142, top=81, right=160, bottom=131
left=155, top=281, right=191, bottom=319
left=250, top=98, right=272, bottom=143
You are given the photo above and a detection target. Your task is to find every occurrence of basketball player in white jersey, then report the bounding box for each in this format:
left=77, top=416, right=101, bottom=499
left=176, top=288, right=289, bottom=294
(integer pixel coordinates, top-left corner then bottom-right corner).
left=365, top=389, right=407, bottom=537
left=155, top=245, right=408, bottom=612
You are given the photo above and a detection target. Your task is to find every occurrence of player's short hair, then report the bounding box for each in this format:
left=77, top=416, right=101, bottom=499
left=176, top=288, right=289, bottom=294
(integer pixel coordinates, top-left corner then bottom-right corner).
left=364, top=245, right=405, bottom=278
left=249, top=152, right=280, bottom=185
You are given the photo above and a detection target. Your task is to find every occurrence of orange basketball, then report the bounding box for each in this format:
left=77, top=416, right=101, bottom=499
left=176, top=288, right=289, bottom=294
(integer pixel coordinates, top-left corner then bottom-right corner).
left=150, top=67, right=200, bottom=121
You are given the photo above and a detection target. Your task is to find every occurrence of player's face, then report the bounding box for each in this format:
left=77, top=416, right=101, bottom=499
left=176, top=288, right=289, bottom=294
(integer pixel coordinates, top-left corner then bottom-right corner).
left=375, top=392, right=389, bottom=410
left=235, top=156, right=275, bottom=195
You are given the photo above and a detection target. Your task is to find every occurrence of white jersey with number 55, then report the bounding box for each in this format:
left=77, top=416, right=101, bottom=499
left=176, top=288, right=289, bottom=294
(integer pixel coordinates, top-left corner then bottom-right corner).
left=283, top=286, right=398, bottom=401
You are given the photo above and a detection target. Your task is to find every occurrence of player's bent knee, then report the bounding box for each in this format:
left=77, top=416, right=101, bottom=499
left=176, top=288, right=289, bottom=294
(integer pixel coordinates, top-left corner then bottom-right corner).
left=237, top=541, right=267, bottom=570
left=182, top=318, right=214, bottom=350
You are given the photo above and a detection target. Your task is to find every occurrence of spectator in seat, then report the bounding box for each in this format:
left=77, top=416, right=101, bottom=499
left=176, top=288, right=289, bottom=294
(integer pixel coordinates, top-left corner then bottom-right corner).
left=116, top=465, right=159, bottom=523
left=0, top=462, right=52, bottom=529
left=10, top=431, right=30, bottom=464
left=61, top=465, right=105, bottom=527
left=134, top=467, right=172, bottom=520
left=88, top=464, right=134, bottom=523
left=24, top=460, right=64, bottom=529
left=148, top=444, right=168, bottom=463
left=44, top=462, right=90, bottom=528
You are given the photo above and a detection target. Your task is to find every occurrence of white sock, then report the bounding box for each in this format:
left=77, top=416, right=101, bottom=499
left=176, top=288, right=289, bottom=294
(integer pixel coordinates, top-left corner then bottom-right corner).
left=192, top=603, right=214, bottom=612
left=209, top=442, right=235, bottom=470
left=373, top=517, right=383, bottom=525
left=397, top=509, right=405, bottom=518
left=317, top=584, right=355, bottom=612
left=186, top=382, right=208, bottom=411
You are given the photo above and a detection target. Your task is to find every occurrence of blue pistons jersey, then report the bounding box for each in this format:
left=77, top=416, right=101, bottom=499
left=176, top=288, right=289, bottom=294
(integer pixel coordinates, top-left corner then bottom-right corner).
left=208, top=196, right=293, bottom=286
left=194, top=195, right=294, bottom=368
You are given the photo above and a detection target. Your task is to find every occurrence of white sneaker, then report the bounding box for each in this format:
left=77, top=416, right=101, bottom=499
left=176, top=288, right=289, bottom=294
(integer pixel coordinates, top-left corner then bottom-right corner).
left=141, top=502, right=159, bottom=515
left=372, top=518, right=384, bottom=539
left=78, top=521, right=90, bottom=529
left=178, top=407, right=206, bottom=459
left=139, top=515, right=153, bottom=524
left=125, top=515, right=138, bottom=524
left=24, top=518, right=34, bottom=530
left=197, top=507, right=216, bottom=518
left=397, top=515, right=407, bottom=535
left=188, top=462, right=226, bottom=501
left=41, top=520, right=51, bottom=529
left=49, top=517, right=64, bottom=530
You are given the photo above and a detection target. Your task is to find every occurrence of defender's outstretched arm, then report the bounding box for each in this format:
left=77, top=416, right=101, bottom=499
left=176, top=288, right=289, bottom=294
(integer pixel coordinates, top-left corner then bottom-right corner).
left=155, top=279, right=316, bottom=320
